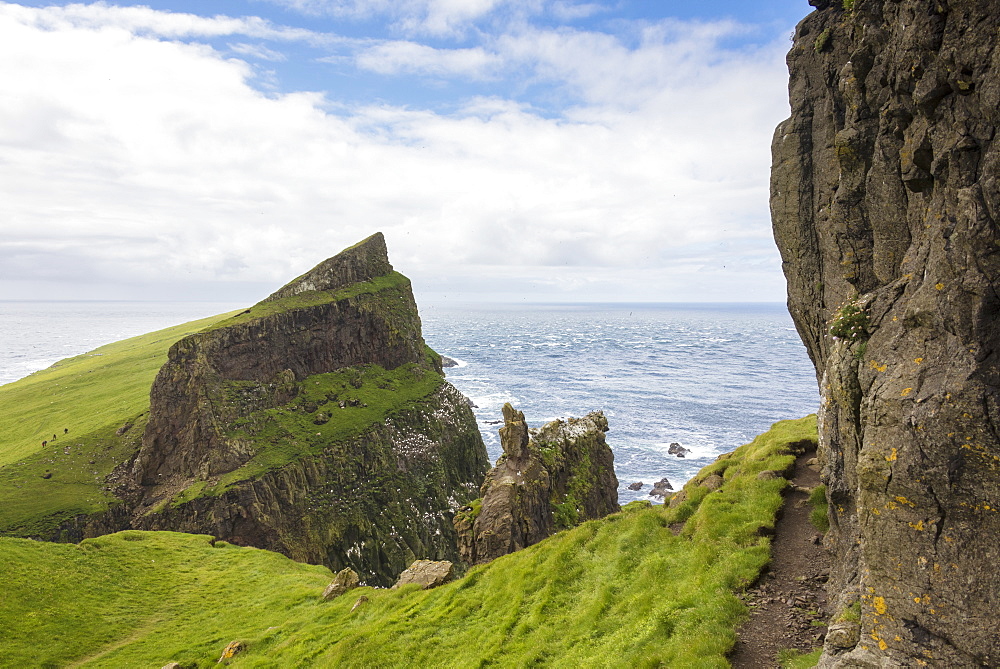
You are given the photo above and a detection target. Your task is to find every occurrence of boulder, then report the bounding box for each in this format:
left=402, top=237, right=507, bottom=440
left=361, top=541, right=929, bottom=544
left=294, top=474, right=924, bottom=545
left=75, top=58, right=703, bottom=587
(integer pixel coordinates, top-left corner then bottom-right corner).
left=648, top=478, right=673, bottom=498
left=392, top=560, right=454, bottom=590
left=699, top=474, right=724, bottom=491
left=627, top=481, right=643, bottom=491
left=218, top=640, right=244, bottom=663
left=667, top=442, right=689, bottom=457
left=322, top=567, right=360, bottom=600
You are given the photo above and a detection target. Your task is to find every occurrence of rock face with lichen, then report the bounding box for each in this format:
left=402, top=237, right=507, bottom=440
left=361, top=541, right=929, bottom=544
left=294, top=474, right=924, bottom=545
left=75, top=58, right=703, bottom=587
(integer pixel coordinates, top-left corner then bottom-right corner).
left=119, top=233, right=490, bottom=586
left=772, top=2, right=999, bottom=666
left=454, top=403, right=620, bottom=565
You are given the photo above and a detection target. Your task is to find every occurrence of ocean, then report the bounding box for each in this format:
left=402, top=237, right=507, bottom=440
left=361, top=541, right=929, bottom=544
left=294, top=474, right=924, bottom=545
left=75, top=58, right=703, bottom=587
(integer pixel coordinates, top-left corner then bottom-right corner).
left=0, top=300, right=819, bottom=504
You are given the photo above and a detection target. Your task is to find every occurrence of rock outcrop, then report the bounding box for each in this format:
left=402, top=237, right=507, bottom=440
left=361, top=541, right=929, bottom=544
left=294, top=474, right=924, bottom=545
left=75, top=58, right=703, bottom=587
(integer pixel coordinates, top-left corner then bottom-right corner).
left=120, top=233, right=489, bottom=586
left=772, top=2, right=999, bottom=666
left=455, top=404, right=620, bottom=564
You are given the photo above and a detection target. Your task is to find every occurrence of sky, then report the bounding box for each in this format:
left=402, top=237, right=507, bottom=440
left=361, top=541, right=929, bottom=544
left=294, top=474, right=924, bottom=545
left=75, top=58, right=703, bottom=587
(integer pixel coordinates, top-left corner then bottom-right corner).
left=0, top=1, right=812, bottom=305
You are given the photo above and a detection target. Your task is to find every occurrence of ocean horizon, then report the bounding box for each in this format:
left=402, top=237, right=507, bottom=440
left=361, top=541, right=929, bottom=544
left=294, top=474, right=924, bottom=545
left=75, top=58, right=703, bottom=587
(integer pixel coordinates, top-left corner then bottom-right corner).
left=0, top=299, right=819, bottom=504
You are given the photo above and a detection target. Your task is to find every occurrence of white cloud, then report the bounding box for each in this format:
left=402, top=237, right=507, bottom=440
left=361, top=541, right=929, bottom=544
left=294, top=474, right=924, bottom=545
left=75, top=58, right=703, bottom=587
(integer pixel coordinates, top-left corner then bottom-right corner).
left=265, top=0, right=537, bottom=37
left=229, top=42, right=288, bottom=61
left=355, top=40, right=501, bottom=78
left=549, top=1, right=605, bottom=22
left=0, top=1, right=326, bottom=42
left=0, top=3, right=793, bottom=303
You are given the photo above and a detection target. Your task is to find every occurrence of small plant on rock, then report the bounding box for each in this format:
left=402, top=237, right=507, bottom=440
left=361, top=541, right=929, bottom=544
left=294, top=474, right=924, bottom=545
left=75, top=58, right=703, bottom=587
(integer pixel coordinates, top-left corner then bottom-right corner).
left=814, top=28, right=831, bottom=52
left=828, top=299, right=869, bottom=342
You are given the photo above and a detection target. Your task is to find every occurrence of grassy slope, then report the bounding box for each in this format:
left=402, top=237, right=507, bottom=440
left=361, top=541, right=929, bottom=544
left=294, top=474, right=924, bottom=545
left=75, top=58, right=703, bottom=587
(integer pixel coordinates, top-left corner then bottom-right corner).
left=0, top=416, right=817, bottom=668
left=172, top=362, right=445, bottom=503
left=0, top=312, right=237, bottom=468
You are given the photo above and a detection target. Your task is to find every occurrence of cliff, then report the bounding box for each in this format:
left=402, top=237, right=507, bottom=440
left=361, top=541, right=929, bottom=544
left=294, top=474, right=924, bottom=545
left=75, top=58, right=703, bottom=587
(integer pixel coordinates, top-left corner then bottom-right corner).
left=455, top=403, right=620, bottom=564
left=118, top=233, right=490, bottom=585
left=772, top=2, right=999, bottom=666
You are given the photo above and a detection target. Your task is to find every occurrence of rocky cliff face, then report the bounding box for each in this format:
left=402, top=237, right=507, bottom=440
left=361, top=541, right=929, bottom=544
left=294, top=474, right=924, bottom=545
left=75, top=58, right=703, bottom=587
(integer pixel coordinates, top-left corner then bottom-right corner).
left=772, top=2, right=999, bottom=666
left=134, top=233, right=429, bottom=488
left=126, top=233, right=489, bottom=586
left=455, top=403, right=620, bottom=564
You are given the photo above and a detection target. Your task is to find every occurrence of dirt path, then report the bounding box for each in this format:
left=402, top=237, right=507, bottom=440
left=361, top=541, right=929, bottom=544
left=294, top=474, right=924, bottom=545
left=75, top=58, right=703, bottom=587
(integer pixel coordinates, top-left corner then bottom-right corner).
left=729, top=451, right=831, bottom=668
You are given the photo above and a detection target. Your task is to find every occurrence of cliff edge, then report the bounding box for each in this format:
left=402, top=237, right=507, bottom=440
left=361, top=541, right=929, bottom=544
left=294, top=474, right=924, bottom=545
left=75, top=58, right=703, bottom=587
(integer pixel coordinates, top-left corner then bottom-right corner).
left=125, top=233, right=489, bottom=585
left=772, top=1, right=999, bottom=666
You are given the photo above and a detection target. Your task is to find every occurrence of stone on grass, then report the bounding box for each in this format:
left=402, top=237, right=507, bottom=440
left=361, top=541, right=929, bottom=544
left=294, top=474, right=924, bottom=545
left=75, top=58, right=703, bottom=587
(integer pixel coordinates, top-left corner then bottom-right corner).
left=392, top=560, right=454, bottom=590
left=218, top=640, right=244, bottom=663
left=322, top=567, right=360, bottom=600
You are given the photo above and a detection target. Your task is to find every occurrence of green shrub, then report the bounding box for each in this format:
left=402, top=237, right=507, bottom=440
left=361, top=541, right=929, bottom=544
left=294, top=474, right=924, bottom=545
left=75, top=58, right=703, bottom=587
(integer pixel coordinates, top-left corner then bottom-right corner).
left=828, top=299, right=869, bottom=342
left=814, top=28, right=831, bottom=52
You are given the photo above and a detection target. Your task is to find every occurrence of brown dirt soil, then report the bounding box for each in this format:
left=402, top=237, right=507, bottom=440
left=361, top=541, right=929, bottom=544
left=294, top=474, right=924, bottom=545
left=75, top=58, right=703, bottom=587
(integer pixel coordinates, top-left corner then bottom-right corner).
left=728, top=450, right=831, bottom=668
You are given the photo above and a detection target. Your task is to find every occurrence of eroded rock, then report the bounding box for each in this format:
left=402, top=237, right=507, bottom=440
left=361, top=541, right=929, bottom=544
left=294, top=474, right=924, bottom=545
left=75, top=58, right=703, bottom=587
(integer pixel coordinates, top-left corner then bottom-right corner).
left=648, top=477, right=673, bottom=498
left=109, top=234, right=489, bottom=587
left=667, top=442, right=689, bottom=457
left=455, top=403, right=620, bottom=565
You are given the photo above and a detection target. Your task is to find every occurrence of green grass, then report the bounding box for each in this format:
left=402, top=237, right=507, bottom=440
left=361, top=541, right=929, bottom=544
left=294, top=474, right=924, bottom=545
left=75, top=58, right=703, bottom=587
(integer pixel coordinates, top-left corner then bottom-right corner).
left=0, top=531, right=331, bottom=668
left=0, top=415, right=818, bottom=667
left=0, top=312, right=238, bottom=469
left=808, top=484, right=830, bottom=533
left=173, top=362, right=445, bottom=501
left=778, top=647, right=823, bottom=668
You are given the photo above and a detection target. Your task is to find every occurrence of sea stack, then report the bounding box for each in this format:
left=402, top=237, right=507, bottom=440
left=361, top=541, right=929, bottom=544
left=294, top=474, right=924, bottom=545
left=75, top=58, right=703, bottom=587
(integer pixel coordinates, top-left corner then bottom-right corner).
left=772, top=2, right=999, bottom=666
left=455, top=403, right=620, bottom=564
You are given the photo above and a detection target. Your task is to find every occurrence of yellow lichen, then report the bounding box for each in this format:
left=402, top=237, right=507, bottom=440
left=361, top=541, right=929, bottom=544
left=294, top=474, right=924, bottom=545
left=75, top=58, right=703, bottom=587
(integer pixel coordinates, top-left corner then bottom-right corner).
left=886, top=448, right=898, bottom=462
left=935, top=283, right=945, bottom=290
left=873, top=596, right=887, bottom=615
left=901, top=387, right=913, bottom=397
left=914, top=357, right=923, bottom=364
